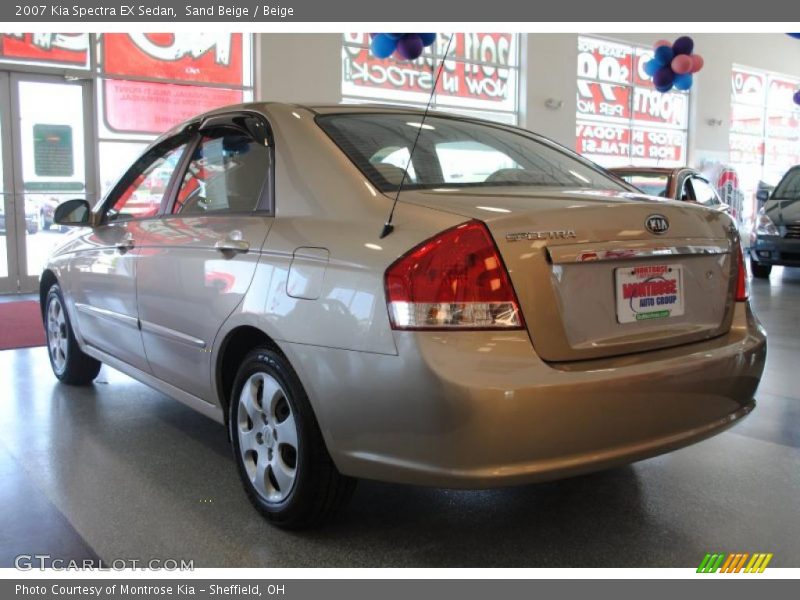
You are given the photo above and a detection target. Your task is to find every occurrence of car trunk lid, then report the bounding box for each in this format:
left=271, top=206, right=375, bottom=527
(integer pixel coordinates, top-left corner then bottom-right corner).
left=398, top=187, right=738, bottom=361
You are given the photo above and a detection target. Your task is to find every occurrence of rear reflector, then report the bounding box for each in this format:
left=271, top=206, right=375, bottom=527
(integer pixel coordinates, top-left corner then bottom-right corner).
left=385, top=220, right=523, bottom=330
left=736, top=243, right=749, bottom=302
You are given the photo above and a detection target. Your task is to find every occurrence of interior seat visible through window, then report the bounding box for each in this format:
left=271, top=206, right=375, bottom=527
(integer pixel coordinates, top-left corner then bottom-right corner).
left=172, top=128, right=271, bottom=216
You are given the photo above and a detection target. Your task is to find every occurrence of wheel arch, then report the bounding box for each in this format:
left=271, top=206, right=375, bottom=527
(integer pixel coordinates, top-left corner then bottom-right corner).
left=215, top=325, right=287, bottom=426
left=39, top=269, right=59, bottom=319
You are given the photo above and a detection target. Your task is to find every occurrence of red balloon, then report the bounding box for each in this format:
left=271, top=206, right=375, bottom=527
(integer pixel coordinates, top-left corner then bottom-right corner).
left=672, top=54, right=693, bottom=75
left=690, top=54, right=704, bottom=73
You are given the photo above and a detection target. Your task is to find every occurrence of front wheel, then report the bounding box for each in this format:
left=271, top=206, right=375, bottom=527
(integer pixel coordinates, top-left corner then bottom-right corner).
left=750, top=258, right=772, bottom=279
left=229, top=348, right=356, bottom=528
left=44, top=285, right=102, bottom=385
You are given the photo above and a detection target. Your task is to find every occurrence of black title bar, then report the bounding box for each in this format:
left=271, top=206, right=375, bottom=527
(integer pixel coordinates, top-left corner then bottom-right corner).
left=3, top=0, right=798, bottom=22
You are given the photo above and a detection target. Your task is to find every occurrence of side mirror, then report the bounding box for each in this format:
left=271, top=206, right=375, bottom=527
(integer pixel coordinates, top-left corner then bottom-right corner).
left=756, top=189, right=770, bottom=203
left=54, top=199, right=91, bottom=227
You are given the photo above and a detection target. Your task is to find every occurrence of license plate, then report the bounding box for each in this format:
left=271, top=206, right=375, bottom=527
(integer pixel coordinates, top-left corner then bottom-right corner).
left=615, top=264, right=684, bottom=323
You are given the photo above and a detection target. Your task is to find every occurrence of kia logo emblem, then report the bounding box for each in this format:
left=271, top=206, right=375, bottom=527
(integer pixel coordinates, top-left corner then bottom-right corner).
left=645, top=214, right=669, bottom=235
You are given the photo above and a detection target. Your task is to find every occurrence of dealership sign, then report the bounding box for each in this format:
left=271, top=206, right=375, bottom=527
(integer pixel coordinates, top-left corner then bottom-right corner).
left=0, top=33, right=88, bottom=66
left=342, top=33, right=515, bottom=111
left=576, top=122, right=685, bottom=162
left=99, top=33, right=247, bottom=135
left=576, top=37, right=688, bottom=166
left=103, top=79, right=242, bottom=134
left=102, top=33, right=244, bottom=85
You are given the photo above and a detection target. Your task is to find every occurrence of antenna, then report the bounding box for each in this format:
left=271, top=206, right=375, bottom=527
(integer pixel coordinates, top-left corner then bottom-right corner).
left=380, top=34, right=454, bottom=239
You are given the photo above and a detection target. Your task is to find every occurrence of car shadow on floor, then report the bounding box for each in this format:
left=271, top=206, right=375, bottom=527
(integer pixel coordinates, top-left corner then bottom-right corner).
left=295, top=465, right=662, bottom=567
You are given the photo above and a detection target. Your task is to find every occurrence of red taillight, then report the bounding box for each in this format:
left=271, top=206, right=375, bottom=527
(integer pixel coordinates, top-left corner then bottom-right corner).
left=736, top=243, right=749, bottom=301
left=385, top=220, right=523, bottom=330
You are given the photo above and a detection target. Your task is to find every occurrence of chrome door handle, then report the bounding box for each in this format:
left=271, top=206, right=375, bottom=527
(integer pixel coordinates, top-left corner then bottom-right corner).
left=115, top=234, right=135, bottom=252
left=214, top=239, right=250, bottom=254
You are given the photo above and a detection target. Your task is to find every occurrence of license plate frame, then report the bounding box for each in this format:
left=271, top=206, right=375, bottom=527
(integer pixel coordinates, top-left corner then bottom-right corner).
left=615, top=263, right=685, bottom=324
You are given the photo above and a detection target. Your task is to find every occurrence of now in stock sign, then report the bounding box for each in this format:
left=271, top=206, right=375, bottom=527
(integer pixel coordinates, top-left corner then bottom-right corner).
left=697, top=552, right=774, bottom=573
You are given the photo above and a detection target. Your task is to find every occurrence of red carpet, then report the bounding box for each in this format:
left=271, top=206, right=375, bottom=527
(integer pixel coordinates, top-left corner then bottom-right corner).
left=0, top=300, right=46, bottom=350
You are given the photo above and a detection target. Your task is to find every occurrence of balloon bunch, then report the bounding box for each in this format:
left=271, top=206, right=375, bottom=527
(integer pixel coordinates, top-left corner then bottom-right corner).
left=643, top=36, right=704, bottom=93
left=369, top=33, right=436, bottom=60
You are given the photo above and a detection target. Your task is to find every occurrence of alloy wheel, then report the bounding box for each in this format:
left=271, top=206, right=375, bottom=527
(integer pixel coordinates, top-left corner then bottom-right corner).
left=47, top=296, right=68, bottom=374
left=237, top=372, right=299, bottom=503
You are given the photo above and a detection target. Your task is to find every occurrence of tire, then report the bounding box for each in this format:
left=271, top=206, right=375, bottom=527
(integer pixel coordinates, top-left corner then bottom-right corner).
left=750, top=258, right=772, bottom=279
left=229, top=348, right=356, bottom=528
left=44, top=284, right=102, bottom=385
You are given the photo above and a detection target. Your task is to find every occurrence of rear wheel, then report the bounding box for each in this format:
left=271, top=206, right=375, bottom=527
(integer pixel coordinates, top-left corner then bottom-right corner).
left=750, top=258, right=772, bottom=279
left=229, top=348, right=356, bottom=528
left=45, top=285, right=102, bottom=385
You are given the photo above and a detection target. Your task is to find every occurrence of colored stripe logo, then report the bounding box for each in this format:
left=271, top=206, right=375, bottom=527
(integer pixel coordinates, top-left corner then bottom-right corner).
left=697, top=553, right=773, bottom=573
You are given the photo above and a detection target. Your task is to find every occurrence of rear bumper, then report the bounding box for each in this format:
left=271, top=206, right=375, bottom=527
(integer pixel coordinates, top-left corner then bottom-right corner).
left=750, top=235, right=800, bottom=266
left=284, top=302, right=766, bottom=488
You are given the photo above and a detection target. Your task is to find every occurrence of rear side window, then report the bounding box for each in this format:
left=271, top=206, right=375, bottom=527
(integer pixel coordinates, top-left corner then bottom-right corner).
left=317, top=113, right=626, bottom=194
left=617, top=173, right=669, bottom=197
left=172, top=129, right=270, bottom=215
left=689, top=177, right=720, bottom=207
left=773, top=168, right=800, bottom=200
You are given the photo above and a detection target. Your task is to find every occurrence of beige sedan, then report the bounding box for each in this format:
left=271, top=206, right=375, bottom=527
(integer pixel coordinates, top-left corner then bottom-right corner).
left=41, top=103, right=766, bottom=528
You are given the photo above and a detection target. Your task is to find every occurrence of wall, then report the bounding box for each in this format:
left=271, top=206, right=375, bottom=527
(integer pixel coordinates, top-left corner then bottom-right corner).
left=257, top=32, right=800, bottom=166
left=257, top=33, right=341, bottom=104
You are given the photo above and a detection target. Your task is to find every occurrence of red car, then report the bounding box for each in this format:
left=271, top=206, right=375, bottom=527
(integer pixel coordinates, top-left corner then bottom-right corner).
left=610, top=167, right=730, bottom=213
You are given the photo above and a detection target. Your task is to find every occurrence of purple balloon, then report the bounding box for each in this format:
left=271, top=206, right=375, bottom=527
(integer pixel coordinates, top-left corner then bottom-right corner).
left=653, top=66, right=675, bottom=90
left=794, top=90, right=800, bottom=105
left=396, top=34, right=424, bottom=60
left=672, top=36, right=694, bottom=56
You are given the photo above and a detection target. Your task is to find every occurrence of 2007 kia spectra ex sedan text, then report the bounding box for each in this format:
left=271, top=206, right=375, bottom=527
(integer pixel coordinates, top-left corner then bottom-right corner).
left=40, top=103, right=766, bottom=528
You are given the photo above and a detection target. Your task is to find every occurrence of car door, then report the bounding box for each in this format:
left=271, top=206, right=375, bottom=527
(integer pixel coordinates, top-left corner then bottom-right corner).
left=67, top=134, right=191, bottom=372
left=135, top=113, right=274, bottom=402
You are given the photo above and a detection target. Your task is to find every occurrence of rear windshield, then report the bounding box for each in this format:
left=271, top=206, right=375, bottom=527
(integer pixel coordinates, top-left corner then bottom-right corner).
left=772, top=167, right=800, bottom=200
left=317, top=113, right=628, bottom=193
left=614, top=172, right=669, bottom=197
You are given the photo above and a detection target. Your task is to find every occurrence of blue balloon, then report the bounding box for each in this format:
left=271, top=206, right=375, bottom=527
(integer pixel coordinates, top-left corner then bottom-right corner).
left=419, top=33, right=436, bottom=47
left=787, top=33, right=800, bottom=39
left=653, top=45, right=674, bottom=66
left=385, top=33, right=404, bottom=40
left=371, top=34, right=397, bottom=59
left=673, top=73, right=693, bottom=91
left=643, top=59, right=661, bottom=77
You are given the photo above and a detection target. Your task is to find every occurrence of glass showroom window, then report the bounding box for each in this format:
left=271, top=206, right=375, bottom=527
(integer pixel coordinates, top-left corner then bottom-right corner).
left=729, top=66, right=800, bottom=221
left=96, top=33, right=254, bottom=197
left=575, top=36, right=690, bottom=168
left=341, top=33, right=519, bottom=125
